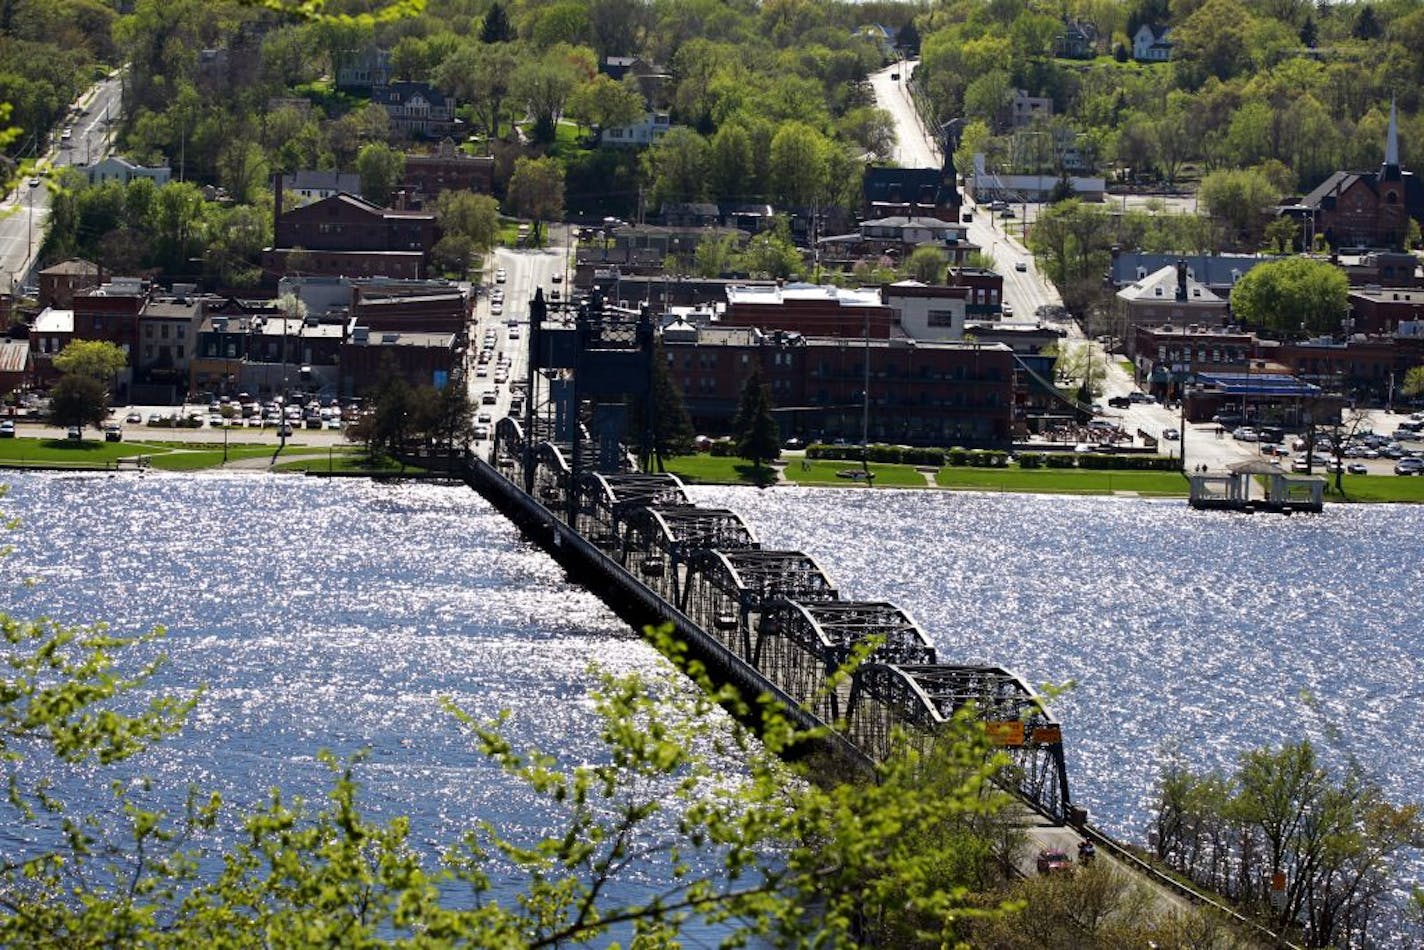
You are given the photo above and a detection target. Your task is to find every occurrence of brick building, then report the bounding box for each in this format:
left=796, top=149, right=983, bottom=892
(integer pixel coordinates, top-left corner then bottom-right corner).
left=402, top=139, right=495, bottom=206
left=1285, top=103, right=1424, bottom=251
left=659, top=321, right=1015, bottom=446
left=38, top=259, right=101, bottom=310
left=1131, top=323, right=1256, bottom=400
left=722, top=283, right=895, bottom=339
left=1347, top=286, right=1424, bottom=334
left=264, top=191, right=438, bottom=283
left=339, top=327, right=459, bottom=394
left=947, top=266, right=1005, bottom=319
left=1116, top=262, right=1229, bottom=353
left=351, top=287, right=469, bottom=335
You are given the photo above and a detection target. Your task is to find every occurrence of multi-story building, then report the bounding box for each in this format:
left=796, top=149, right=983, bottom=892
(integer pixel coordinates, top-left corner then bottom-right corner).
left=371, top=82, right=458, bottom=139
left=659, top=321, right=1016, bottom=446
left=402, top=139, right=495, bottom=206
left=722, top=283, right=895, bottom=339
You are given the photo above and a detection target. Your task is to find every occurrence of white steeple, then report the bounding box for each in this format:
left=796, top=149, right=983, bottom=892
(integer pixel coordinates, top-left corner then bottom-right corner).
left=1386, top=98, right=1400, bottom=168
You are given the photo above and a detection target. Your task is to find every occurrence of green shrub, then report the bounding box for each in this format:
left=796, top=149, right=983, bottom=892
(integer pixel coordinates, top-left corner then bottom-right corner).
left=1045, top=453, right=1077, bottom=468
left=1076, top=453, right=1178, bottom=471
left=1018, top=453, right=1042, bottom=469
left=947, top=447, right=969, bottom=467
left=709, top=439, right=733, bottom=457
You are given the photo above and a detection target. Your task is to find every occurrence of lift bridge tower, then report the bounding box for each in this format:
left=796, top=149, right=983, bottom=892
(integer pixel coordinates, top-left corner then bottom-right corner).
left=520, top=287, right=657, bottom=524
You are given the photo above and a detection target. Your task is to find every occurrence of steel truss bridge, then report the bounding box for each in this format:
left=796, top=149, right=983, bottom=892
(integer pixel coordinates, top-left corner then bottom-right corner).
left=489, top=415, right=1071, bottom=822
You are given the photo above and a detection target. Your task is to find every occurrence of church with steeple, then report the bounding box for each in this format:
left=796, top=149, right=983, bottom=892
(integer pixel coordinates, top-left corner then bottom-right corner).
left=1288, top=102, right=1424, bottom=250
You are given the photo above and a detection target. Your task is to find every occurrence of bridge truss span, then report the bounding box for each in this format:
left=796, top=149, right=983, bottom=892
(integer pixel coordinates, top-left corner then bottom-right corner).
left=846, top=663, right=1071, bottom=821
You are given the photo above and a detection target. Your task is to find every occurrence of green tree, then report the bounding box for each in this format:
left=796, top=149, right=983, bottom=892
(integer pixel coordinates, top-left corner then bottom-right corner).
left=733, top=368, right=780, bottom=473
left=566, top=73, right=644, bottom=135
left=707, top=122, right=755, bottom=203
left=46, top=374, right=109, bottom=432
left=1402, top=365, right=1424, bottom=398
left=434, top=42, right=517, bottom=143
left=52, top=339, right=128, bottom=382
left=905, top=246, right=947, bottom=283
left=435, top=190, right=500, bottom=252
left=836, top=106, right=896, bottom=161
left=511, top=53, right=580, bottom=143
left=738, top=222, right=802, bottom=279
left=356, top=142, right=407, bottom=206
left=1198, top=167, right=1280, bottom=249
left=642, top=126, right=709, bottom=207
left=481, top=0, right=513, bottom=43
left=633, top=342, right=695, bottom=471
left=1027, top=199, right=1113, bottom=313
left=506, top=156, right=565, bottom=244
left=1230, top=256, right=1348, bottom=336
left=768, top=121, right=829, bottom=209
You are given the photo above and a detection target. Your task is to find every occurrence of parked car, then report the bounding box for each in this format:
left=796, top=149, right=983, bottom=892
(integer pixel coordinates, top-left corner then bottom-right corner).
left=1036, top=848, right=1072, bottom=875
left=66, top=426, right=82, bottom=440
left=103, top=423, right=122, bottom=442
left=1395, top=458, right=1423, bottom=475
left=1347, top=462, right=1369, bottom=475
left=1162, top=428, right=1180, bottom=441
left=1014, top=261, right=1027, bottom=272
left=1107, top=395, right=1131, bottom=409
left=552, top=272, right=562, bottom=283
left=0, top=420, right=14, bottom=438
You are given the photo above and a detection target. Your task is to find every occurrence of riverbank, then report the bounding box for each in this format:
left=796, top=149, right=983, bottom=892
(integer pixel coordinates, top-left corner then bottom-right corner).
left=664, top=453, right=1424, bottom=503
left=0, top=436, right=422, bottom=476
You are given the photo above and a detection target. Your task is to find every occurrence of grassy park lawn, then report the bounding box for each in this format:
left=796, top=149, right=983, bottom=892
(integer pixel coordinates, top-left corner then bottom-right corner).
left=1323, top=475, right=1424, bottom=503
left=935, top=465, right=1190, bottom=495
left=784, top=459, right=929, bottom=487
left=272, top=450, right=424, bottom=475
left=662, top=454, right=779, bottom=487
left=1, top=436, right=291, bottom=470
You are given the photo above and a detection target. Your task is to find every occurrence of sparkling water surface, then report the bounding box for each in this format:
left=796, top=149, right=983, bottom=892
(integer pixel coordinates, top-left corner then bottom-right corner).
left=4, top=473, right=1422, bottom=924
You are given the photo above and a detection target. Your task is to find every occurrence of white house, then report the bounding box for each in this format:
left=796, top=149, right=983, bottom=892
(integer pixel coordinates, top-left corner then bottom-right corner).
left=600, top=112, right=672, bottom=148
left=1132, top=24, right=1172, bottom=61
left=85, top=156, right=172, bottom=187
left=280, top=171, right=362, bottom=207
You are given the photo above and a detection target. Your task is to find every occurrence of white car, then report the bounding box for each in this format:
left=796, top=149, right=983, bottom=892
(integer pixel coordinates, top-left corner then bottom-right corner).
left=491, top=302, right=503, bottom=315
left=494, top=269, right=507, bottom=283
left=473, top=424, right=491, bottom=440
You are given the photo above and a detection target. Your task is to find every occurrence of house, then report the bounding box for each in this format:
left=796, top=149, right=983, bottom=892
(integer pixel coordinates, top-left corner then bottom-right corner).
left=1132, top=24, right=1172, bottom=61
left=861, top=164, right=960, bottom=221
left=599, top=56, right=670, bottom=107
left=38, top=259, right=101, bottom=310
left=1010, top=90, right=1053, bottom=129
left=85, top=156, right=172, bottom=187
left=600, top=111, right=672, bottom=148
left=1282, top=103, right=1424, bottom=251
left=402, top=139, right=495, bottom=205
left=371, top=82, right=457, bottom=139
left=608, top=224, right=747, bottom=260
left=1109, top=252, right=1274, bottom=294
left=721, top=203, right=776, bottom=233
left=1055, top=20, right=1098, bottom=59
left=660, top=202, right=720, bottom=228
left=336, top=47, right=392, bottom=91
left=1115, top=262, right=1230, bottom=352
left=68, top=277, right=150, bottom=399
left=281, top=171, right=362, bottom=207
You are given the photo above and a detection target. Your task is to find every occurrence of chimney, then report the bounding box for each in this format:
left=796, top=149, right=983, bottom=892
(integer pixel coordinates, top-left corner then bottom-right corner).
left=1175, top=259, right=1188, bottom=301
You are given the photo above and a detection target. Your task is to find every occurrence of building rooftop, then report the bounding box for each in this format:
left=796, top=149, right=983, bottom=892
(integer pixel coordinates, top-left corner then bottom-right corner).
left=725, top=282, right=884, bottom=308
left=33, top=307, right=75, bottom=333
left=1117, top=264, right=1223, bottom=303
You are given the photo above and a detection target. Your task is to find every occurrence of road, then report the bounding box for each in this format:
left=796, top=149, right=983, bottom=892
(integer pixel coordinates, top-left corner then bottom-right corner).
left=866, top=61, right=1064, bottom=331
left=0, top=71, right=124, bottom=291
left=465, top=233, right=571, bottom=459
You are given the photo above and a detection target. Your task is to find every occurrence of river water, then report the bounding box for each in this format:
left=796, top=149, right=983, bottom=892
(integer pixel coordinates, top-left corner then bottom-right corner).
left=3, top=473, right=1422, bottom=929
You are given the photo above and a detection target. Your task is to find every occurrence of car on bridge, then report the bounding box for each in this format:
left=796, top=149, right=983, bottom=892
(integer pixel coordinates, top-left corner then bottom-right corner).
left=1036, top=848, right=1072, bottom=875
